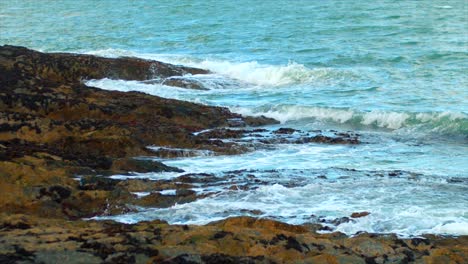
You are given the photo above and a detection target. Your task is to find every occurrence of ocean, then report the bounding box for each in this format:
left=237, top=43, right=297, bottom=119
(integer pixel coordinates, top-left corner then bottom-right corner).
left=1, top=0, right=466, bottom=237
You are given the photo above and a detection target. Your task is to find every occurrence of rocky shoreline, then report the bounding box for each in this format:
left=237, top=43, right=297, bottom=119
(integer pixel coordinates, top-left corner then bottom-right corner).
left=0, top=46, right=466, bottom=263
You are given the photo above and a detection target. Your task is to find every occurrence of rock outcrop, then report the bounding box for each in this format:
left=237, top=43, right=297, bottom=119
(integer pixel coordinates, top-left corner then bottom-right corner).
left=0, top=45, right=277, bottom=220
left=0, top=46, right=466, bottom=263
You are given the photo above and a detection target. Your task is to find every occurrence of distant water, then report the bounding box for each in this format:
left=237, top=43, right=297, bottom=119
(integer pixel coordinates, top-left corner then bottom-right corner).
left=2, top=0, right=467, bottom=237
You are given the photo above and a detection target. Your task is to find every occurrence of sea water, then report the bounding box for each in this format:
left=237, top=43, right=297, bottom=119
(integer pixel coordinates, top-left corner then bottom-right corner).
left=1, top=0, right=466, bottom=237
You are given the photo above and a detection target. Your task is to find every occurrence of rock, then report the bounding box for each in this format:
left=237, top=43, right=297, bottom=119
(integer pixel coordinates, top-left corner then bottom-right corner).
left=79, top=176, right=120, bottom=191
left=299, top=134, right=360, bottom=144
left=239, top=209, right=263, bottom=215
left=0, top=45, right=281, bottom=220
left=242, top=115, right=280, bottom=127
left=195, top=128, right=246, bottom=140
left=38, top=185, right=71, bottom=203
left=351, top=211, right=371, bottom=218
left=273, top=128, right=297, bottom=134
left=0, top=215, right=466, bottom=263
left=162, top=77, right=209, bottom=90
left=111, top=158, right=183, bottom=173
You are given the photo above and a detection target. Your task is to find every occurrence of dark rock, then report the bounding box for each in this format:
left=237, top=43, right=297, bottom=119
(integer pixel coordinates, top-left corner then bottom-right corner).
left=319, top=226, right=334, bottom=231
left=38, top=185, right=72, bottom=203
left=242, top=115, right=280, bottom=126
left=331, top=217, right=353, bottom=225
left=273, top=128, right=297, bottom=134
left=212, top=231, right=233, bottom=240
left=410, top=238, right=430, bottom=246
left=112, top=158, right=183, bottom=173
left=285, top=236, right=303, bottom=252
left=79, top=176, right=120, bottom=191
left=176, top=189, right=196, bottom=197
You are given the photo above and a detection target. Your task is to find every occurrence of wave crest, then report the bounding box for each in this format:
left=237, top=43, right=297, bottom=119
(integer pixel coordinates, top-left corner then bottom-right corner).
left=234, top=105, right=468, bottom=133
left=83, top=49, right=356, bottom=86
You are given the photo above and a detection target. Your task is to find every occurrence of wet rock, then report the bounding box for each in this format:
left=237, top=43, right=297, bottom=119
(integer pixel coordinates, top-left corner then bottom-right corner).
left=273, top=128, right=297, bottom=134
left=239, top=209, right=263, bottom=215
left=229, top=185, right=251, bottom=191
left=175, top=173, right=219, bottom=184
left=176, top=189, right=196, bottom=197
left=136, top=191, right=200, bottom=208
left=242, top=115, right=280, bottom=127
left=162, top=77, right=209, bottom=90
left=299, top=134, right=360, bottom=144
left=331, top=217, right=353, bottom=225
left=111, top=158, right=183, bottom=173
left=195, top=128, right=246, bottom=140
left=351, top=212, right=371, bottom=218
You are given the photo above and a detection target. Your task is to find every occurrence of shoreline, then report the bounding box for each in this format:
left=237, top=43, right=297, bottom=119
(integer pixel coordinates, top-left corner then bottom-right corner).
left=0, top=45, right=466, bottom=263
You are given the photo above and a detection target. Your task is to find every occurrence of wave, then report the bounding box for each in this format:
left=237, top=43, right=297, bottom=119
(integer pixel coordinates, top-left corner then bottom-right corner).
left=83, top=48, right=358, bottom=86
left=234, top=105, right=468, bottom=133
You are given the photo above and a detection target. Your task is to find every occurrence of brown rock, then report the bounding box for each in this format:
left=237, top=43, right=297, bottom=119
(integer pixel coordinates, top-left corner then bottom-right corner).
left=350, top=211, right=370, bottom=218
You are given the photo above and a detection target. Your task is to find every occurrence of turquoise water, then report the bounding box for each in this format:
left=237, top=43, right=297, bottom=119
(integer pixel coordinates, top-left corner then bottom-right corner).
left=1, top=0, right=467, bottom=236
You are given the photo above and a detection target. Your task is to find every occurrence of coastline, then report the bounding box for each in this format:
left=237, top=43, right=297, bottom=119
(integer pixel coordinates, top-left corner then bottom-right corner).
left=0, top=46, right=466, bottom=263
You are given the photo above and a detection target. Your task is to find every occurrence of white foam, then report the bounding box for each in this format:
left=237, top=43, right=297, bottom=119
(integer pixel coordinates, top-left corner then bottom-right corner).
left=132, top=192, right=151, bottom=197
left=159, top=190, right=177, bottom=195
left=429, top=222, right=468, bottom=235
left=85, top=78, right=205, bottom=102
left=187, top=60, right=315, bottom=86
left=95, top=174, right=468, bottom=236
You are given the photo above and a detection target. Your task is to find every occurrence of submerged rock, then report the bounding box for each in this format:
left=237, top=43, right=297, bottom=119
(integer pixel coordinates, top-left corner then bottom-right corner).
left=162, top=77, right=209, bottom=90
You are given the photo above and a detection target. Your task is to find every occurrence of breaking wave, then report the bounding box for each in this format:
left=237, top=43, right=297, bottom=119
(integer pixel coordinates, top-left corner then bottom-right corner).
left=84, top=48, right=356, bottom=86
left=234, top=105, right=468, bottom=134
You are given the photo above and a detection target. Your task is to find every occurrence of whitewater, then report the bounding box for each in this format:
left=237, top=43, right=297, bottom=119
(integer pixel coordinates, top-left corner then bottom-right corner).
left=1, top=0, right=466, bottom=237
